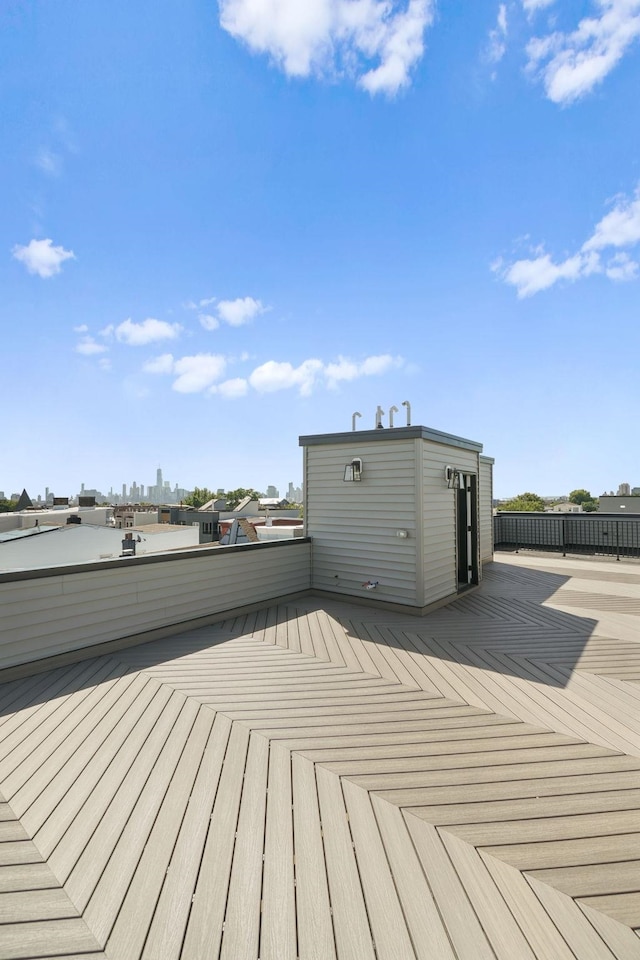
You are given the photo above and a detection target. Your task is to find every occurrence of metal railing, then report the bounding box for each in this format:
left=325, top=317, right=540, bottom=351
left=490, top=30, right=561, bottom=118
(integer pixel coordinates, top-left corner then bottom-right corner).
left=494, top=513, right=640, bottom=560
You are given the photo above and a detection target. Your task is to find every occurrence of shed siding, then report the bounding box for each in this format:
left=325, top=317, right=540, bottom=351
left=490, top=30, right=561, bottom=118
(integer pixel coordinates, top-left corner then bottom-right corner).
left=421, top=441, right=479, bottom=605
left=479, top=457, right=494, bottom=563
left=0, top=540, right=311, bottom=670
left=306, top=440, right=418, bottom=604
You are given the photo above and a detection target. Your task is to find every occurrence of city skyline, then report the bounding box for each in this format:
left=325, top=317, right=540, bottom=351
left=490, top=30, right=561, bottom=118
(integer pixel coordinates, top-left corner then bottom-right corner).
left=2, top=3, right=639, bottom=498
left=1, top=466, right=302, bottom=505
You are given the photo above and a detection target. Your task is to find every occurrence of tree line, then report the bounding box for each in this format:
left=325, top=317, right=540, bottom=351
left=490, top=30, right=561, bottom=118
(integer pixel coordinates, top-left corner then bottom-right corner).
left=498, top=489, right=599, bottom=512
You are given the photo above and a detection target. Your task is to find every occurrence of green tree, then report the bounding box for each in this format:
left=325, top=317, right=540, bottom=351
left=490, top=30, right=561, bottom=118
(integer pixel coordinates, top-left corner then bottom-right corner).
left=568, top=489, right=599, bottom=512
left=182, top=487, right=216, bottom=509
left=498, top=492, right=546, bottom=512
left=569, top=489, right=592, bottom=504
left=0, top=499, right=16, bottom=513
left=224, top=488, right=265, bottom=509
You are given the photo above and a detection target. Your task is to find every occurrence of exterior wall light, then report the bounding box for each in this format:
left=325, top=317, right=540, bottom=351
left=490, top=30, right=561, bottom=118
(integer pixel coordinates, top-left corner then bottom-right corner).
left=344, top=458, right=363, bottom=482
left=396, top=529, right=409, bottom=538
left=444, top=465, right=461, bottom=489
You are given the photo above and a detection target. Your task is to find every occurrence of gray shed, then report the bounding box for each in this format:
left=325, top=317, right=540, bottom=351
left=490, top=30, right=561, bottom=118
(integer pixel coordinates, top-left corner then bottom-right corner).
left=299, top=425, right=494, bottom=614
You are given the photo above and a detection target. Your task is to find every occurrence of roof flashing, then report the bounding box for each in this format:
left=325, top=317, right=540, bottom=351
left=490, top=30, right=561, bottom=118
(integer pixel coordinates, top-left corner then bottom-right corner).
left=299, top=425, right=483, bottom=453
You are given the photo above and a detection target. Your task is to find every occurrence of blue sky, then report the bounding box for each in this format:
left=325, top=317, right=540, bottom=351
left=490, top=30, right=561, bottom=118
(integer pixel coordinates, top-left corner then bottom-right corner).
left=2, top=0, right=639, bottom=499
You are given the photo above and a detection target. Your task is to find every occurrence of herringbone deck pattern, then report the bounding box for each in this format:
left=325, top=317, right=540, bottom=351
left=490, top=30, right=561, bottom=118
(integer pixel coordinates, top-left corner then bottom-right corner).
left=1, top=554, right=640, bottom=959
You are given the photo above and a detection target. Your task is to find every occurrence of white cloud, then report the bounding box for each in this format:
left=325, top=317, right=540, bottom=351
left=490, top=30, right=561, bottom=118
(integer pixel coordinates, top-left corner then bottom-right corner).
left=325, top=353, right=402, bottom=387
left=582, top=186, right=640, bottom=250
left=143, top=353, right=175, bottom=374
left=216, top=296, right=266, bottom=326
left=199, top=313, right=220, bottom=331
left=73, top=324, right=89, bottom=333
left=219, top=0, right=435, bottom=96
left=497, top=181, right=640, bottom=296
left=188, top=295, right=266, bottom=329
left=522, top=0, right=555, bottom=13
left=214, top=377, right=250, bottom=398
left=98, top=357, right=112, bottom=371
left=114, top=318, right=182, bottom=346
left=324, top=357, right=360, bottom=384
left=37, top=148, right=62, bottom=177
left=361, top=353, right=402, bottom=375
left=250, top=354, right=404, bottom=395
left=605, top=251, right=639, bottom=280
left=140, top=350, right=404, bottom=398
left=75, top=337, right=109, bottom=356
left=486, top=4, right=508, bottom=65
left=35, top=148, right=62, bottom=176
left=249, top=359, right=324, bottom=396
left=498, top=251, right=599, bottom=298
left=12, top=238, right=75, bottom=278
left=172, top=354, right=227, bottom=393
left=526, top=0, right=640, bottom=104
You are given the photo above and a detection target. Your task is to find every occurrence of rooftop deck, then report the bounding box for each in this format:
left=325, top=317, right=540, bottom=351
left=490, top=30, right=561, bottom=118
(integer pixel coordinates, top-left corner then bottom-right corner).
left=1, top=554, right=640, bottom=959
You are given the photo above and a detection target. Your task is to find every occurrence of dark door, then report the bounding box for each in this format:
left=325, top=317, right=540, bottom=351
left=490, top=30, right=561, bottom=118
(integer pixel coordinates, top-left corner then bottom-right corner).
left=456, top=474, right=479, bottom=588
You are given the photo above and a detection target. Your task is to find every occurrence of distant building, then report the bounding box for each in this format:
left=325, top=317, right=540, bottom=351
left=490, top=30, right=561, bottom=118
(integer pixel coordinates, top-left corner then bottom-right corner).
left=259, top=498, right=290, bottom=511
left=287, top=482, right=303, bottom=502
left=0, top=521, right=200, bottom=573
left=598, top=496, right=640, bottom=514
left=158, top=505, right=220, bottom=543
left=618, top=483, right=631, bottom=496
left=0, top=504, right=114, bottom=536
left=545, top=502, right=583, bottom=513
left=266, top=485, right=279, bottom=498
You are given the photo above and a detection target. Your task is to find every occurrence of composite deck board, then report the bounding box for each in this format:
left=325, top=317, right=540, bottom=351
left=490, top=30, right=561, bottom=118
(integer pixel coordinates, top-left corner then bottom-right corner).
left=578, top=893, right=640, bottom=931
left=579, top=902, right=640, bottom=960
left=526, top=872, right=621, bottom=959
left=180, top=721, right=250, bottom=959
left=0, top=660, right=120, bottom=771
left=0, top=888, right=78, bottom=923
left=315, top=764, right=376, bottom=960
left=81, top=697, right=200, bottom=942
left=260, top=743, right=297, bottom=960
left=0, top=917, right=101, bottom=959
left=450, top=809, right=640, bottom=846
left=319, top=741, right=615, bottom=774
left=33, top=680, right=169, bottom=856
left=219, top=733, right=269, bottom=960
left=374, top=767, right=640, bottom=806
left=0, top=863, right=57, bottom=894
left=24, top=675, right=162, bottom=843
left=105, top=706, right=215, bottom=959
left=140, top=712, right=232, bottom=960
left=2, top=554, right=640, bottom=957
left=439, top=829, right=538, bottom=960
left=481, top=833, right=640, bottom=870
left=342, top=779, right=417, bottom=960
left=55, top=688, right=188, bottom=897
left=478, top=850, right=578, bottom=960
left=10, top=672, right=148, bottom=824
left=465, top=645, right=640, bottom=754
left=403, top=812, right=497, bottom=960
left=407, top=789, right=640, bottom=826
left=292, top=754, right=337, bottom=960
left=370, top=794, right=458, bottom=960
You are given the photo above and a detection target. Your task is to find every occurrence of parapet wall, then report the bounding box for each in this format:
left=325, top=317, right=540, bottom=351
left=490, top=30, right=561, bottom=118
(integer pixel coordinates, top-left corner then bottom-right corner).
left=0, top=539, right=311, bottom=672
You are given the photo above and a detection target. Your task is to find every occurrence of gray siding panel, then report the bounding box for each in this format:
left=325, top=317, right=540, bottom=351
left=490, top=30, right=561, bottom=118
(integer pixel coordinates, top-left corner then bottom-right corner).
left=421, top=442, right=479, bottom=605
left=479, top=458, right=494, bottom=563
left=306, top=440, right=419, bottom=605
left=0, top=541, right=311, bottom=670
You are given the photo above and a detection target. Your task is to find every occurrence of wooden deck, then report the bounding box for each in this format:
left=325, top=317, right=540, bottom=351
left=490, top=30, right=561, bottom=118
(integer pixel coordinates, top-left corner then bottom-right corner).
left=1, top=553, right=640, bottom=959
